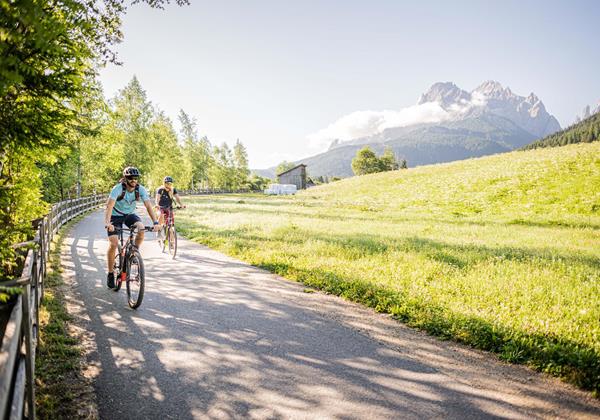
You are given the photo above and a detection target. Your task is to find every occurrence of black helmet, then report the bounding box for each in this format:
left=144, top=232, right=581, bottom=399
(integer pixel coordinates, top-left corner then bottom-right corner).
left=123, top=166, right=140, bottom=177
left=164, top=176, right=173, bottom=183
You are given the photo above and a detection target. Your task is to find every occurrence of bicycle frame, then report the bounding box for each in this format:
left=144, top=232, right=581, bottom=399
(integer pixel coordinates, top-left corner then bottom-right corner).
left=159, top=205, right=182, bottom=227
left=113, top=226, right=151, bottom=284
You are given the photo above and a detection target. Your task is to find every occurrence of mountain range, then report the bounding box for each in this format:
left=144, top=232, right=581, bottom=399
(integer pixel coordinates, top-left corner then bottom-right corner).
left=255, top=81, right=562, bottom=179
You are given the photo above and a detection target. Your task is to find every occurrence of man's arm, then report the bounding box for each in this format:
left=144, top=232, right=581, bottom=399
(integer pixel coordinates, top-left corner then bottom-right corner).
left=105, top=198, right=116, bottom=231
left=155, top=192, right=161, bottom=208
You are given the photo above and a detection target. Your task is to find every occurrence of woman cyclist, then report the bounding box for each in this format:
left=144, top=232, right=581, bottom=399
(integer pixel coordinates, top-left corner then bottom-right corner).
left=155, top=176, right=186, bottom=233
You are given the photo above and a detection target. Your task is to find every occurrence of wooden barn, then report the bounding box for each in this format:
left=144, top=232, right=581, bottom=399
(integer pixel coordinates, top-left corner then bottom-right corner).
left=277, top=164, right=307, bottom=190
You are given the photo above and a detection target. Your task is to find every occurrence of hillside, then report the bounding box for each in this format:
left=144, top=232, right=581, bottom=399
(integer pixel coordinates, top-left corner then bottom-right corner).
left=300, top=113, right=538, bottom=177
left=523, top=111, right=600, bottom=150
left=304, top=141, right=600, bottom=223
left=180, top=142, right=600, bottom=394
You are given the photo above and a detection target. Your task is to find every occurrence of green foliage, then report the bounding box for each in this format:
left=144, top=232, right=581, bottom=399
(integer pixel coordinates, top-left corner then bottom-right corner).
left=380, top=147, right=400, bottom=171
left=0, top=0, right=106, bottom=277
left=209, top=143, right=236, bottom=189
left=351, top=146, right=385, bottom=175
left=233, top=139, right=250, bottom=190
left=179, top=109, right=211, bottom=189
left=112, top=76, right=155, bottom=176
left=248, top=174, right=271, bottom=191
left=146, top=113, right=191, bottom=191
left=523, top=112, right=600, bottom=150
left=275, top=161, right=295, bottom=176
left=0, top=0, right=217, bottom=278
left=351, top=147, right=405, bottom=175
left=177, top=142, right=600, bottom=394
left=0, top=285, right=22, bottom=303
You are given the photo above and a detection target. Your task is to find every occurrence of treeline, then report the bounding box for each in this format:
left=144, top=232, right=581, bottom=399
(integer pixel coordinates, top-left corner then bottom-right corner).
left=40, top=75, right=271, bottom=203
left=0, top=0, right=267, bottom=279
left=522, top=111, right=600, bottom=150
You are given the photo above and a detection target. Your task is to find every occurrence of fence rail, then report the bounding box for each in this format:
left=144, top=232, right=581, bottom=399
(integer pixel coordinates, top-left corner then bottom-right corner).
left=0, top=194, right=105, bottom=420
left=177, top=188, right=252, bottom=195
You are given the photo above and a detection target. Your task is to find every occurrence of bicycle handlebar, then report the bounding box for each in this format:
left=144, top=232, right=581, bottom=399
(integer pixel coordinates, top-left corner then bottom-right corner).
left=112, top=226, right=155, bottom=233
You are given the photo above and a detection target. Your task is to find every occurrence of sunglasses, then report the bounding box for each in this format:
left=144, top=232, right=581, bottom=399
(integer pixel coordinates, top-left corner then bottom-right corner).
left=126, top=176, right=139, bottom=181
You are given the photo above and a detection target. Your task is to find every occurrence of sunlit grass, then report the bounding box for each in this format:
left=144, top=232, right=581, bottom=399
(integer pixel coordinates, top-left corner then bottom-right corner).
left=178, top=142, right=600, bottom=394
left=36, top=218, right=92, bottom=418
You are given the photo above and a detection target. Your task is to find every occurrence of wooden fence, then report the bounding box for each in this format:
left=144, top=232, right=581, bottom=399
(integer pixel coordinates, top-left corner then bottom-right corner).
left=0, top=194, right=105, bottom=420
left=177, top=188, right=252, bottom=195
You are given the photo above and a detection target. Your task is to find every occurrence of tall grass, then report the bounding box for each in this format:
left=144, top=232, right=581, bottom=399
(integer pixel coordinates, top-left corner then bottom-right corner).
left=178, top=143, right=600, bottom=395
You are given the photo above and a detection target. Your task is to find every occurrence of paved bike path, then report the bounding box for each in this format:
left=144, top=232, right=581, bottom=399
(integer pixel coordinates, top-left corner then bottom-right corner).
left=61, top=210, right=600, bottom=419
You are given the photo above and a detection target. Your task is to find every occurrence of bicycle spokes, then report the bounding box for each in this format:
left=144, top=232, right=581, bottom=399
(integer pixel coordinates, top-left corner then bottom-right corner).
left=126, top=250, right=145, bottom=309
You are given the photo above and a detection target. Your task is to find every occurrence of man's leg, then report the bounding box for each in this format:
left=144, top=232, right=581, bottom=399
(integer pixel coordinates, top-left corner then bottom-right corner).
left=107, top=235, right=118, bottom=271
left=106, top=235, right=118, bottom=288
left=134, top=221, right=145, bottom=247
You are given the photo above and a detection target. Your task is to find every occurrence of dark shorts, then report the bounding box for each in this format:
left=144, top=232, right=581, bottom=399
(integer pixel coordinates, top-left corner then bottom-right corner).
left=107, top=213, right=142, bottom=237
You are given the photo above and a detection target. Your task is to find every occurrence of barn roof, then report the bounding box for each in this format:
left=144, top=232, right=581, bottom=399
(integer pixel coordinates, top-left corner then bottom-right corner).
left=276, top=164, right=306, bottom=177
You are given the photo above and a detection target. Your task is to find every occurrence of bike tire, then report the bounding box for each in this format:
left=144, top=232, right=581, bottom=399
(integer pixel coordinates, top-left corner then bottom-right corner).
left=161, top=227, right=168, bottom=253
left=168, top=226, right=177, bottom=259
left=158, top=227, right=164, bottom=251
left=126, top=250, right=145, bottom=309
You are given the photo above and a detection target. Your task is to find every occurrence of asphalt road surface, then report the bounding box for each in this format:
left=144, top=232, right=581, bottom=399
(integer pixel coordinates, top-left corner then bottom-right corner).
left=60, top=210, right=600, bottom=419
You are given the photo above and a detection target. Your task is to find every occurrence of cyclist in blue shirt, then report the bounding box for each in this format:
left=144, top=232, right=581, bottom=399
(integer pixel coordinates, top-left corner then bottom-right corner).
left=104, top=166, right=160, bottom=289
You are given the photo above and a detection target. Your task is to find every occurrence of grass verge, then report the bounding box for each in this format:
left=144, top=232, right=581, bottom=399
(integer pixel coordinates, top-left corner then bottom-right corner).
left=35, top=217, right=96, bottom=419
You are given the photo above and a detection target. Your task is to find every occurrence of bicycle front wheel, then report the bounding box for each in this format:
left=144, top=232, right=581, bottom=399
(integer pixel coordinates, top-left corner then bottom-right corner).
left=126, top=250, right=145, bottom=309
left=168, top=226, right=177, bottom=259
left=113, top=251, right=122, bottom=292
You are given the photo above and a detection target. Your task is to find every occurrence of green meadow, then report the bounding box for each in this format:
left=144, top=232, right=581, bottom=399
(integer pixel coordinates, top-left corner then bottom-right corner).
left=177, top=142, right=600, bottom=394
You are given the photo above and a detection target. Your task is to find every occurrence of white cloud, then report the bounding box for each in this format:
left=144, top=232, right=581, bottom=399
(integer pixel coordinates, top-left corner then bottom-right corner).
left=307, top=94, right=487, bottom=151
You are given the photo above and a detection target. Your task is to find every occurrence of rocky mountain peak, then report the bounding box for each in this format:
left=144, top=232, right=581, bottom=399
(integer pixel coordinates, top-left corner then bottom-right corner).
left=416, top=80, right=560, bottom=138
left=526, top=93, right=540, bottom=104
left=417, top=82, right=471, bottom=108
left=474, top=80, right=505, bottom=96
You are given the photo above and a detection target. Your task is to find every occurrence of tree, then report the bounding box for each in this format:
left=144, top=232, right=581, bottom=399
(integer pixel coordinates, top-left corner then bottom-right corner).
left=146, top=113, right=191, bottom=191
left=351, top=147, right=381, bottom=175
left=380, top=148, right=399, bottom=171
left=0, top=0, right=189, bottom=278
left=275, top=161, right=295, bottom=176
left=233, top=139, right=250, bottom=190
left=179, top=109, right=212, bottom=189
left=112, top=76, right=155, bottom=177
left=248, top=174, right=271, bottom=191
left=210, top=143, right=235, bottom=189
left=400, top=159, right=408, bottom=169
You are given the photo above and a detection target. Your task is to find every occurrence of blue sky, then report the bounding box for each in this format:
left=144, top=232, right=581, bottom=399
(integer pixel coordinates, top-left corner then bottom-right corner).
left=99, top=0, right=600, bottom=168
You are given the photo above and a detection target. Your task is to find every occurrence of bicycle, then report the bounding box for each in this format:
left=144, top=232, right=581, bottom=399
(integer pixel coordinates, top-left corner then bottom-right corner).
left=112, top=225, right=154, bottom=309
left=157, top=206, right=183, bottom=259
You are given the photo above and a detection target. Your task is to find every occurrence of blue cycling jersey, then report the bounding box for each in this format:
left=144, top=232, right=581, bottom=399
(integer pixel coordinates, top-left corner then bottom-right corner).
left=109, top=183, right=150, bottom=216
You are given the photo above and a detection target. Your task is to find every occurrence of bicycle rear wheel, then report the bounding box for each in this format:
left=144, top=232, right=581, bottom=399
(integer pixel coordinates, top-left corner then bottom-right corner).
left=168, top=226, right=177, bottom=259
left=126, top=250, right=145, bottom=309
left=158, top=227, right=165, bottom=251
